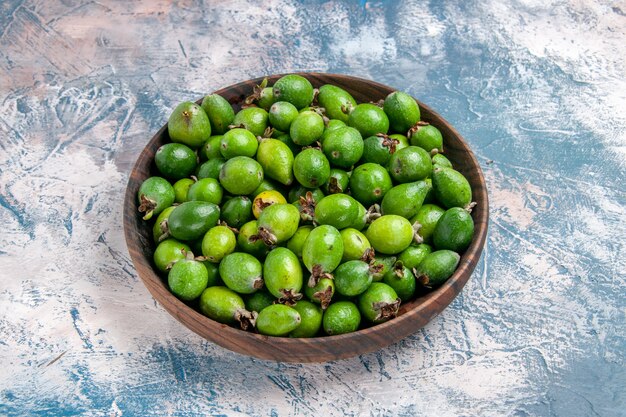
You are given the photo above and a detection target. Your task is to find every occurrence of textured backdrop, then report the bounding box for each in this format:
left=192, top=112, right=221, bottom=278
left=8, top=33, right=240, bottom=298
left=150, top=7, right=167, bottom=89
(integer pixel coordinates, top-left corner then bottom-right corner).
left=0, top=1, right=624, bottom=416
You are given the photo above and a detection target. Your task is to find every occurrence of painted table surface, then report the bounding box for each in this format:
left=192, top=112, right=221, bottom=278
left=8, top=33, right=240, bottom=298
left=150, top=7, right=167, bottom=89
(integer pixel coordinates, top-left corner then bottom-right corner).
left=0, top=1, right=624, bottom=416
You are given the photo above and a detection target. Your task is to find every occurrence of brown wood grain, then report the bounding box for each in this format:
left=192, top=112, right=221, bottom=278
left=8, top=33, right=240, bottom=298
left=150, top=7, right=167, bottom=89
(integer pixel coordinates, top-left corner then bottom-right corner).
left=123, top=73, right=489, bottom=362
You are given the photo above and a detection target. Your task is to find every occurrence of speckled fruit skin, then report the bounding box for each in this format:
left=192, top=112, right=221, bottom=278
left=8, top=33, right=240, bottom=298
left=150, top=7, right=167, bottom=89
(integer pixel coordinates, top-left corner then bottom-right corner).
left=263, top=247, right=303, bottom=299
left=168, top=101, right=211, bottom=148
left=256, top=304, right=302, bottom=336
left=348, top=162, right=393, bottom=207
left=365, top=215, right=414, bottom=255
left=302, top=225, right=344, bottom=276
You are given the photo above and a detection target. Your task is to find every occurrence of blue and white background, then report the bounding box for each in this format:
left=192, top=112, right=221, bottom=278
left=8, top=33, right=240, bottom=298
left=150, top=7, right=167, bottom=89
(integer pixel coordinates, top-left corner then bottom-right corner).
left=0, top=1, right=624, bottom=416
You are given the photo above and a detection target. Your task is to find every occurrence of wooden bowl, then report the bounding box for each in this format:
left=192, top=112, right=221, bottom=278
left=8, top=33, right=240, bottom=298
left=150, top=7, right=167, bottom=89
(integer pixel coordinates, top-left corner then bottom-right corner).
left=124, top=73, right=489, bottom=363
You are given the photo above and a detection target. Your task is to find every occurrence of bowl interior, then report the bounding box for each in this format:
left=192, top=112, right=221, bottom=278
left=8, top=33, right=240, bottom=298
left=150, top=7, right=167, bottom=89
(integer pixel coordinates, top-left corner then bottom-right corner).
left=124, top=73, right=488, bottom=362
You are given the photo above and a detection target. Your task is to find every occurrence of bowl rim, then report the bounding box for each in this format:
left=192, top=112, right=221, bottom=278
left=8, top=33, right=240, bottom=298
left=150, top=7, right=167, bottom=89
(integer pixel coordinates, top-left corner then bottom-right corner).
left=123, top=72, right=489, bottom=361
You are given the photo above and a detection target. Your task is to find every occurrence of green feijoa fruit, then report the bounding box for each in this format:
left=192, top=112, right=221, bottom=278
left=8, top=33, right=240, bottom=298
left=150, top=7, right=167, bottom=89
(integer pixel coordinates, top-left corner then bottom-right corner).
left=201, top=94, right=235, bottom=135
left=251, top=178, right=286, bottom=199
left=365, top=215, right=414, bottom=255
left=200, top=135, right=223, bottom=161
left=382, top=261, right=415, bottom=301
left=256, top=203, right=300, bottom=245
left=389, top=146, right=433, bottom=183
left=383, top=91, right=420, bottom=134
left=272, top=74, right=314, bottom=110
left=197, top=158, right=225, bottom=180
left=432, top=167, right=472, bottom=209
left=187, top=178, right=223, bottom=205
left=314, top=194, right=359, bottom=230
left=232, top=107, right=268, bottom=137
left=173, top=178, right=194, bottom=204
left=293, top=148, right=330, bottom=188
left=256, top=304, right=302, bottom=336
left=358, top=282, right=401, bottom=323
left=168, top=257, right=208, bottom=301
left=290, top=111, right=325, bottom=146
left=199, top=286, right=256, bottom=329
left=410, top=122, right=443, bottom=153
left=269, top=101, right=299, bottom=132
left=256, top=138, right=294, bottom=186
left=322, top=168, right=350, bottom=194
left=414, top=250, right=460, bottom=287
left=220, top=128, right=258, bottom=159
left=361, top=134, right=399, bottom=165
left=153, top=206, right=176, bottom=242
left=290, top=300, right=323, bottom=338
left=167, top=201, right=220, bottom=241
left=237, top=220, right=270, bottom=259
left=257, top=87, right=276, bottom=110
left=390, top=133, right=409, bottom=151
left=202, top=260, right=221, bottom=287
left=219, top=156, right=264, bottom=195
left=287, top=225, right=314, bottom=259
left=397, top=243, right=432, bottom=270
left=320, top=119, right=348, bottom=145
left=155, top=143, right=197, bottom=180
left=349, top=163, right=393, bottom=207
left=137, top=177, right=175, bottom=221
left=244, top=291, right=275, bottom=313
left=304, top=278, right=335, bottom=309
left=340, top=228, right=372, bottom=262
left=201, top=225, right=237, bottom=263
left=323, top=301, right=361, bottom=335
left=432, top=153, right=453, bottom=169
left=220, top=196, right=253, bottom=228
left=288, top=186, right=324, bottom=204
left=302, top=225, right=344, bottom=285
left=380, top=181, right=430, bottom=219
left=433, top=207, right=474, bottom=252
left=153, top=239, right=190, bottom=273
left=369, top=256, right=397, bottom=282
left=410, top=204, right=445, bottom=243
left=263, top=247, right=303, bottom=301
left=322, top=126, right=363, bottom=169
left=347, top=103, right=389, bottom=138
left=317, top=84, right=357, bottom=123
left=334, top=260, right=376, bottom=297
left=168, top=101, right=211, bottom=148
left=219, top=252, right=263, bottom=294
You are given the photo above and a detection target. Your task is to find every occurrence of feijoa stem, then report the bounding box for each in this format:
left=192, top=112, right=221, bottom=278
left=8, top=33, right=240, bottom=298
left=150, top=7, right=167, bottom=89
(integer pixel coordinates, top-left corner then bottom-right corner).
left=234, top=308, right=258, bottom=331
left=277, top=289, right=303, bottom=306
left=372, top=298, right=401, bottom=321
left=252, top=277, right=264, bottom=290
left=412, top=268, right=431, bottom=287
left=298, top=192, right=317, bottom=222
left=158, top=219, right=171, bottom=242
left=366, top=204, right=382, bottom=223
left=253, top=227, right=277, bottom=246
left=308, top=264, right=333, bottom=287
left=360, top=247, right=376, bottom=263
left=412, top=222, right=424, bottom=244
left=313, top=285, right=333, bottom=310
left=138, top=194, right=157, bottom=220
left=407, top=120, right=429, bottom=138
left=392, top=261, right=404, bottom=278
left=377, top=133, right=399, bottom=154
